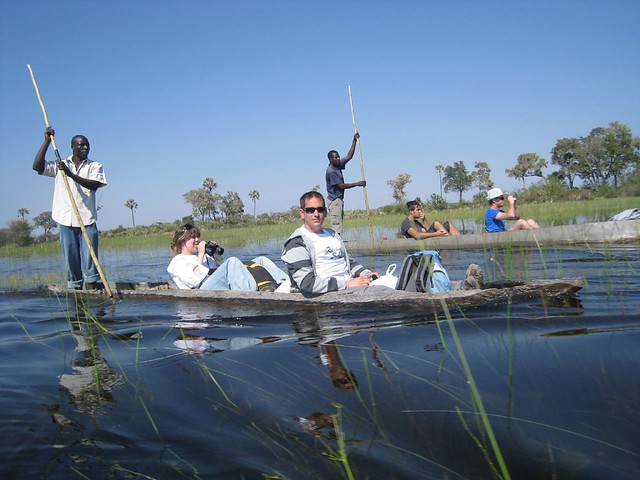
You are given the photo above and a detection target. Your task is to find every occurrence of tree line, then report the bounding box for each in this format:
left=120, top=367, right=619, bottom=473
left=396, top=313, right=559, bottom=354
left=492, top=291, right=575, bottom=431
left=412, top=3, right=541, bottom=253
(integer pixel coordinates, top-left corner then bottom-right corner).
left=3, top=121, right=637, bottom=247
left=386, top=121, right=639, bottom=207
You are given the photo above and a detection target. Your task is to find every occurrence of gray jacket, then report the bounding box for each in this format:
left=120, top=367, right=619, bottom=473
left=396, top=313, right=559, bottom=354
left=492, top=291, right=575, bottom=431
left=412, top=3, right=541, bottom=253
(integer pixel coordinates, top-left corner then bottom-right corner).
left=281, top=226, right=371, bottom=296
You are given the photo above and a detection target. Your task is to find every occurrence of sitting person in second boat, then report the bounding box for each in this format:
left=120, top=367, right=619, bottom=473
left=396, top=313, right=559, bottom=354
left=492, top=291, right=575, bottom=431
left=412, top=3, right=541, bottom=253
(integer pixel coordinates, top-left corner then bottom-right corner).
left=401, top=200, right=461, bottom=239
left=485, top=188, right=540, bottom=232
left=167, top=223, right=288, bottom=291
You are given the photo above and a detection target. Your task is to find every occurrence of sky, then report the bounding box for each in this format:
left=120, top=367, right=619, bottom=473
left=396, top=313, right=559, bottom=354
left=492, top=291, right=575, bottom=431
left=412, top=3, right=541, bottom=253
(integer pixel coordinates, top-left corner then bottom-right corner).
left=1, top=0, right=639, bottom=232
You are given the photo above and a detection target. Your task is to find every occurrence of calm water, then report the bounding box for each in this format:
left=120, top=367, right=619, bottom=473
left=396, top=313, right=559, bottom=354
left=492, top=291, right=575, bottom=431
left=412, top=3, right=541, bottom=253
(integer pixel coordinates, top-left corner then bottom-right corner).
left=1, top=236, right=639, bottom=479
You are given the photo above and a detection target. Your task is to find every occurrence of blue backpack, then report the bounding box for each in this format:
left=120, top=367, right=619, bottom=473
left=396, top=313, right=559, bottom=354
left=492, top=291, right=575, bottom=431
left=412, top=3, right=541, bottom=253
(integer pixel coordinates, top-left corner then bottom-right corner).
left=395, top=250, right=451, bottom=293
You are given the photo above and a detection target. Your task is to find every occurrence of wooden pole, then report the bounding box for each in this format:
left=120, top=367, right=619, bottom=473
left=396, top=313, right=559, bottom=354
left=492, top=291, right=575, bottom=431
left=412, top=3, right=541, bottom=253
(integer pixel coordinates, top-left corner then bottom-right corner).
left=27, top=64, right=113, bottom=298
left=348, top=85, right=374, bottom=243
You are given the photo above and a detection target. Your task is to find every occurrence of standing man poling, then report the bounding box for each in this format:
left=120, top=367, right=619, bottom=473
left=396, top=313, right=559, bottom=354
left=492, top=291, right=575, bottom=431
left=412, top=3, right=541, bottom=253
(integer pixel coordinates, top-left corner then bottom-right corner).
left=33, top=127, right=107, bottom=290
left=325, top=132, right=366, bottom=235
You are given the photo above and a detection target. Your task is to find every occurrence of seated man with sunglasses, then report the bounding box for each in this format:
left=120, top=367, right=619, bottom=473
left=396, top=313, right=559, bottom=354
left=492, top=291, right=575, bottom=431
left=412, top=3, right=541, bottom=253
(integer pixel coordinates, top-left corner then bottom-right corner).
left=485, top=188, right=540, bottom=232
left=281, top=191, right=383, bottom=296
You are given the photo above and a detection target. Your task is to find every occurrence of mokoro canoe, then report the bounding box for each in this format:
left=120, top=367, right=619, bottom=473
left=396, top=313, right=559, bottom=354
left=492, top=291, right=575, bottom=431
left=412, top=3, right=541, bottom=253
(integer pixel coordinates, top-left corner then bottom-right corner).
left=347, top=220, right=640, bottom=254
left=40, top=278, right=584, bottom=312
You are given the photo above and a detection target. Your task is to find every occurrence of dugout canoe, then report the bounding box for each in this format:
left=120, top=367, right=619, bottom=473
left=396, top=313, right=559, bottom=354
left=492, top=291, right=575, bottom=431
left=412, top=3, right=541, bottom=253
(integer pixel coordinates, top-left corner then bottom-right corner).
left=346, top=220, right=640, bottom=254
left=40, top=278, right=584, bottom=313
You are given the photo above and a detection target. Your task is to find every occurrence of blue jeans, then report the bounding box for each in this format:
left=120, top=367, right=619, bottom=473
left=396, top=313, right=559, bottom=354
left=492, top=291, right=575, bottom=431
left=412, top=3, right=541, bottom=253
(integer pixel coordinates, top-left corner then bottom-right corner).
left=199, top=256, right=288, bottom=291
left=59, top=224, right=100, bottom=288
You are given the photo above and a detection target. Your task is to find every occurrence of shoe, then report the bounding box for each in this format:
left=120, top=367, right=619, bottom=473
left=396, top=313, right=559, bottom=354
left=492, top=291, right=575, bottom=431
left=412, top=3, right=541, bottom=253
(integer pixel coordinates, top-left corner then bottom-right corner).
left=258, top=284, right=276, bottom=293
left=460, top=277, right=480, bottom=290
left=85, top=282, right=105, bottom=291
left=464, top=264, right=484, bottom=289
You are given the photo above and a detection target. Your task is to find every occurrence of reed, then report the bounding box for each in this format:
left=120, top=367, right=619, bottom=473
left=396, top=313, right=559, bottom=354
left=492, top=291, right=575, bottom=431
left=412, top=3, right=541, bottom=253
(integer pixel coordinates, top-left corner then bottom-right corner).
left=2, top=197, right=637, bottom=258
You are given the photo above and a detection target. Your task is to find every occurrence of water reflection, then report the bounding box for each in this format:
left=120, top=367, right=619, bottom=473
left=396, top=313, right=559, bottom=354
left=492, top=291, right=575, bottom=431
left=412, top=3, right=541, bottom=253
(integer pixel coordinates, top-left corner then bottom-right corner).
left=58, top=299, right=123, bottom=415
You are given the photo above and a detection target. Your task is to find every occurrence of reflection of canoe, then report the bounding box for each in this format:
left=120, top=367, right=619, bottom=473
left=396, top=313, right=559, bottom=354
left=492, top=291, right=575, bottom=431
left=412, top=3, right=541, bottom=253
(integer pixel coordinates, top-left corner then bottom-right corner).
left=347, top=220, right=640, bottom=254
left=42, top=278, right=584, bottom=312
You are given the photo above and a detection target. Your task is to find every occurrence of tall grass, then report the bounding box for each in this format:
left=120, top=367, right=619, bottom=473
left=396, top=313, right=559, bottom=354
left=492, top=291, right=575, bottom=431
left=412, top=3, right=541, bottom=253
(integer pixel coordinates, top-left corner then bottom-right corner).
left=2, top=197, right=637, bottom=258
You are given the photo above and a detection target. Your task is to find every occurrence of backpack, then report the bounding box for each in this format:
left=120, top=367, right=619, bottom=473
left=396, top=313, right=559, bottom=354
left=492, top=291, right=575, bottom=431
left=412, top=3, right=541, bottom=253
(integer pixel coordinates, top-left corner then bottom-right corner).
left=395, top=250, right=451, bottom=293
left=243, top=261, right=278, bottom=292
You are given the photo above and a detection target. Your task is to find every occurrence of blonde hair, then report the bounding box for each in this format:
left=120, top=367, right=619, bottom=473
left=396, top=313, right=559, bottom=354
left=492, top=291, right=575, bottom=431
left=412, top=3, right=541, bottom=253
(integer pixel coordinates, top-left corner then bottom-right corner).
left=171, top=223, right=200, bottom=255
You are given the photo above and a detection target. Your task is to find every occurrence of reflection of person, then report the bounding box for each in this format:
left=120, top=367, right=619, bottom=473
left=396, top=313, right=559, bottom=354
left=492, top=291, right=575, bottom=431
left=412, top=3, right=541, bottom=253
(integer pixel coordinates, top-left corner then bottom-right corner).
left=325, top=133, right=366, bottom=234
left=485, top=188, right=540, bottom=232
left=168, top=223, right=287, bottom=290
left=321, top=340, right=357, bottom=390
left=282, top=191, right=384, bottom=296
left=33, top=127, right=107, bottom=290
left=58, top=305, right=121, bottom=415
left=401, top=200, right=461, bottom=239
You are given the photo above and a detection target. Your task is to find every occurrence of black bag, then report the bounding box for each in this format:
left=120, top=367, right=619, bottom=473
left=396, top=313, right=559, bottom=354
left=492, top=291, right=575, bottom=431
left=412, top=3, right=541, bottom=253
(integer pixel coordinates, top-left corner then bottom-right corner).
left=395, top=253, right=436, bottom=293
left=243, top=261, right=278, bottom=292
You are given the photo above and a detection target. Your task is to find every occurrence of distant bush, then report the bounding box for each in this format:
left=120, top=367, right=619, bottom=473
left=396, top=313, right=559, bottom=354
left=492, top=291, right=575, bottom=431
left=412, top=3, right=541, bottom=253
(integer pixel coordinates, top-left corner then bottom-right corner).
left=7, top=220, right=33, bottom=247
left=428, top=194, right=448, bottom=211
left=619, top=169, right=640, bottom=196
left=591, top=184, right=618, bottom=199
left=379, top=203, right=405, bottom=215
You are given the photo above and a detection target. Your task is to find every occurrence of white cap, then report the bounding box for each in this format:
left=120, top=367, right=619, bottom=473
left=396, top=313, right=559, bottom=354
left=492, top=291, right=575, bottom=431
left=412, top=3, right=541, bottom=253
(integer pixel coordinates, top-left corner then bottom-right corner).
left=487, top=188, right=504, bottom=200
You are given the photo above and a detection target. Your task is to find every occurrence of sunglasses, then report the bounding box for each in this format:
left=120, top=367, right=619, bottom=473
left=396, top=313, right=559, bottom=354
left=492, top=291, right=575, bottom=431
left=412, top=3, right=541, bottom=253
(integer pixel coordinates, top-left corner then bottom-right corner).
left=494, top=196, right=504, bottom=201
left=303, top=207, right=327, bottom=214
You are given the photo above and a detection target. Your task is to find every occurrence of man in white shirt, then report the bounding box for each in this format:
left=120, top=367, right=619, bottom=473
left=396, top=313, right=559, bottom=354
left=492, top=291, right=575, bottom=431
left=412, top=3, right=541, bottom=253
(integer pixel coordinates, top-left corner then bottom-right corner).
left=282, top=191, right=380, bottom=296
left=33, top=127, right=107, bottom=290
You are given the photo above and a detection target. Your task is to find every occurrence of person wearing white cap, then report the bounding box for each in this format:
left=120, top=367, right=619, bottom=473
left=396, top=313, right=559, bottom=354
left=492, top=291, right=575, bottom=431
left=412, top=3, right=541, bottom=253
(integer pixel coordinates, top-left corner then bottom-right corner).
left=485, top=188, right=540, bottom=232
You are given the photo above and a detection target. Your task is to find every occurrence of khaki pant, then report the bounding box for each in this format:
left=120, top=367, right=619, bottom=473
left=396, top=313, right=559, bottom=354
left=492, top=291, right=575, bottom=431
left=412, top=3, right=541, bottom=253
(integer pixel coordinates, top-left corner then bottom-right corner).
left=328, top=197, right=344, bottom=234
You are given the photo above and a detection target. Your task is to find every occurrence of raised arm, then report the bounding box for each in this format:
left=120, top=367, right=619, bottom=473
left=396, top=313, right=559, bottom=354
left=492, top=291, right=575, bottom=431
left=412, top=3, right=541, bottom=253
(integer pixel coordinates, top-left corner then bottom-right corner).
left=342, top=132, right=360, bottom=163
left=33, top=127, right=54, bottom=174
left=495, top=195, right=520, bottom=220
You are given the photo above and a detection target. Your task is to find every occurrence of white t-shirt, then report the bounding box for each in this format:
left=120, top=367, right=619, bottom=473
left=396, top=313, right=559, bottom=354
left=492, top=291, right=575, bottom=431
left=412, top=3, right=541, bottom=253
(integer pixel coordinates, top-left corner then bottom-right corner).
left=167, top=253, right=217, bottom=289
left=305, top=230, right=351, bottom=284
left=42, top=156, right=107, bottom=227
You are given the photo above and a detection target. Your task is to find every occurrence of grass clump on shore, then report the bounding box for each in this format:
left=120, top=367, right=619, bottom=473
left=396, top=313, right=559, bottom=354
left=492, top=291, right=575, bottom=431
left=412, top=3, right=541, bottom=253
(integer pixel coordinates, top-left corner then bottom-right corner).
left=1, top=197, right=638, bottom=258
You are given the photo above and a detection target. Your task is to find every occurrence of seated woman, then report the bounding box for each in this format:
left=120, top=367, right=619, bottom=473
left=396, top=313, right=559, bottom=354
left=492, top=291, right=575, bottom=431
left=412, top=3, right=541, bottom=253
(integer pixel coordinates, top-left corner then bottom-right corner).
left=401, top=200, right=461, bottom=239
left=167, top=223, right=287, bottom=290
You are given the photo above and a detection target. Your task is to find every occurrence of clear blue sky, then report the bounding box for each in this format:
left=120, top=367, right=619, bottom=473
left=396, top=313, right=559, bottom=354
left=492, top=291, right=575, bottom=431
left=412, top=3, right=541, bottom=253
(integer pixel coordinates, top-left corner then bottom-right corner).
left=2, top=0, right=638, bottom=231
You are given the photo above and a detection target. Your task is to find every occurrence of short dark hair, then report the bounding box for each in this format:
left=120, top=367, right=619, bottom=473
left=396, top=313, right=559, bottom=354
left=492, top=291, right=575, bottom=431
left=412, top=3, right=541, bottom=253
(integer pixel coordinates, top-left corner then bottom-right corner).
left=406, top=200, right=421, bottom=212
left=327, top=150, right=338, bottom=160
left=299, top=191, right=325, bottom=209
left=71, top=135, right=89, bottom=147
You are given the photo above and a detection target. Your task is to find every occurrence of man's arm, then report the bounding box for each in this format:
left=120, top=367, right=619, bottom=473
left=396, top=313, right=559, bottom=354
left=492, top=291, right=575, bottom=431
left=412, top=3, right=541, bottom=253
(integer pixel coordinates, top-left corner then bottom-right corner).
left=33, top=128, right=54, bottom=174
left=335, top=179, right=366, bottom=190
left=342, top=132, right=360, bottom=163
left=56, top=161, right=106, bottom=191
left=406, top=226, right=447, bottom=239
left=495, top=196, right=520, bottom=220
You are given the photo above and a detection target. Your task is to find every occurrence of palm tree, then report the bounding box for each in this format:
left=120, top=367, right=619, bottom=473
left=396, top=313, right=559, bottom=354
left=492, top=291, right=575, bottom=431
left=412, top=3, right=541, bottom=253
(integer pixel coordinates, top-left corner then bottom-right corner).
left=248, top=190, right=260, bottom=217
left=18, top=208, right=29, bottom=220
left=203, top=177, right=217, bottom=193
left=435, top=165, right=444, bottom=197
left=124, top=199, right=138, bottom=227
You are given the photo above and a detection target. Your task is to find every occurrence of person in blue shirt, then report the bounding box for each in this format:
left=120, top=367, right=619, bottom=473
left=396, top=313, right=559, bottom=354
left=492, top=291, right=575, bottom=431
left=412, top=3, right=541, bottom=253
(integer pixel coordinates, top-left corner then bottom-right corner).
left=325, top=133, right=366, bottom=234
left=485, top=188, right=540, bottom=232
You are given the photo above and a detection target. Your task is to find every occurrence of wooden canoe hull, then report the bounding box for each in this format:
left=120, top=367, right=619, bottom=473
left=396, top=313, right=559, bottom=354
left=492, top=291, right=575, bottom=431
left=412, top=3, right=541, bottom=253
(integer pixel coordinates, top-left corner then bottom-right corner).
left=347, top=220, right=640, bottom=254
left=41, top=279, right=584, bottom=313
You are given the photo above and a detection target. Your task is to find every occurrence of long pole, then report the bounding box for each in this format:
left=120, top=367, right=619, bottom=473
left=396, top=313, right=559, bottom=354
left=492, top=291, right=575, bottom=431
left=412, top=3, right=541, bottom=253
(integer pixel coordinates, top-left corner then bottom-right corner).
left=27, top=64, right=113, bottom=298
left=348, top=85, right=374, bottom=243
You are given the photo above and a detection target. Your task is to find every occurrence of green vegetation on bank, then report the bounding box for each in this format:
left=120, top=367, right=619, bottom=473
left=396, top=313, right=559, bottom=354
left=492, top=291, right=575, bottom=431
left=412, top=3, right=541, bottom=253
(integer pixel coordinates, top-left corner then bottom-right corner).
left=2, top=196, right=638, bottom=258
